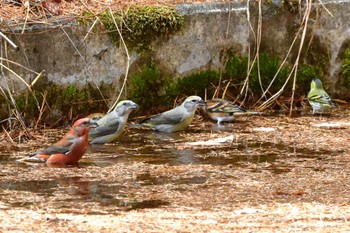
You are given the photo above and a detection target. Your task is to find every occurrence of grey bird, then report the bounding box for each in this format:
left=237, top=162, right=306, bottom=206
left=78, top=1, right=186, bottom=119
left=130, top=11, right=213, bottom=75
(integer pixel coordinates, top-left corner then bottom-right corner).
left=139, top=95, right=205, bottom=133
left=88, top=100, right=138, bottom=144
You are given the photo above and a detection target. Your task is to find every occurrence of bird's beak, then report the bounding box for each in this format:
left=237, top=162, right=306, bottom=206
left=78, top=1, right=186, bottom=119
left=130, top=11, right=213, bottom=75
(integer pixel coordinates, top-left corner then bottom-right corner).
left=131, top=103, right=139, bottom=109
left=89, top=120, right=99, bottom=128
left=198, top=99, right=206, bottom=106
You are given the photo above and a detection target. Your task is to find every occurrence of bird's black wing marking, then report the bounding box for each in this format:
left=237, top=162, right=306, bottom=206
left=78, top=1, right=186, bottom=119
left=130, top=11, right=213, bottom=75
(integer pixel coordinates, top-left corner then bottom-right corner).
left=89, top=122, right=120, bottom=138
left=29, top=145, right=72, bottom=157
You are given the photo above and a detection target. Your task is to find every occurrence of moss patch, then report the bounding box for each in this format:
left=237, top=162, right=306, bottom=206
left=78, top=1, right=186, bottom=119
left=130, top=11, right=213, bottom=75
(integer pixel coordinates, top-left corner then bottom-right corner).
left=11, top=83, right=113, bottom=127
left=222, top=52, right=319, bottom=101
left=174, top=70, right=220, bottom=98
left=128, top=64, right=220, bottom=112
left=0, top=52, right=326, bottom=127
left=342, top=49, right=350, bottom=88
left=127, top=52, right=323, bottom=112
left=83, top=6, right=184, bottom=52
left=129, top=64, right=175, bottom=112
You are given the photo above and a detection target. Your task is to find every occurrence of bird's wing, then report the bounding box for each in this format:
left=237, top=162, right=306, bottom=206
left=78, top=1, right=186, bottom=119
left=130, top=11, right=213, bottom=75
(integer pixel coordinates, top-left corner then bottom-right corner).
left=30, top=145, right=71, bottom=157
left=141, top=108, right=185, bottom=125
left=96, top=113, right=116, bottom=126
left=308, top=93, right=333, bottom=105
left=207, top=100, right=247, bottom=113
left=89, top=121, right=120, bottom=138
left=221, top=104, right=247, bottom=113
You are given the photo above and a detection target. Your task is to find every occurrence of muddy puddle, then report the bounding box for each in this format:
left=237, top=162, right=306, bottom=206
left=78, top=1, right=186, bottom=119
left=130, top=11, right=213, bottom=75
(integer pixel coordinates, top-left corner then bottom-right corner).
left=1, top=107, right=350, bottom=232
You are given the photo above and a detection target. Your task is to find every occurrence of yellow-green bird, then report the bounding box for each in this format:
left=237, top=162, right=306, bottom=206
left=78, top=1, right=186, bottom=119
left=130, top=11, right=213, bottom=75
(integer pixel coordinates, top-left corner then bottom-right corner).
left=307, top=78, right=335, bottom=114
left=139, top=95, right=205, bottom=133
left=88, top=100, right=138, bottom=144
left=203, top=98, right=259, bottom=125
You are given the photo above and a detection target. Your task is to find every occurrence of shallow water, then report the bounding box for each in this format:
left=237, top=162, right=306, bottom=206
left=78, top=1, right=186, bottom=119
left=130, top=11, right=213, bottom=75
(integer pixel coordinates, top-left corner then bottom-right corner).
left=0, top=118, right=348, bottom=213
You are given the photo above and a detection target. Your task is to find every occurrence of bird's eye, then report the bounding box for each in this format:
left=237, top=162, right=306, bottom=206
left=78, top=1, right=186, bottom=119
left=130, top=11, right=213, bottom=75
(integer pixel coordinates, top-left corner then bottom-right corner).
left=123, top=102, right=127, bottom=105
left=192, top=99, right=197, bottom=102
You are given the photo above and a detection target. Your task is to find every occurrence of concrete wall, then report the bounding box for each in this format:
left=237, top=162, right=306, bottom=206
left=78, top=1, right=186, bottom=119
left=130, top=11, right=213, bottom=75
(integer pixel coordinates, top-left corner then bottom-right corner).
left=2, top=0, right=350, bottom=96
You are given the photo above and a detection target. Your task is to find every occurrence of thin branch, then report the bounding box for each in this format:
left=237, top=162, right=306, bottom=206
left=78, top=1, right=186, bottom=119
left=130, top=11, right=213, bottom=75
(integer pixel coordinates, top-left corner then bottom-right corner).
left=2, top=125, right=14, bottom=144
left=216, top=1, right=232, bottom=99
left=253, top=26, right=302, bottom=108
left=46, top=11, right=108, bottom=107
left=30, top=70, right=44, bottom=87
left=82, top=17, right=99, bottom=43
left=21, top=0, right=30, bottom=34
left=0, top=57, right=40, bottom=74
left=0, top=62, right=32, bottom=90
left=256, top=0, right=265, bottom=98
left=318, top=0, right=334, bottom=17
left=258, top=0, right=312, bottom=112
left=107, top=7, right=131, bottom=113
left=0, top=31, right=18, bottom=49
left=239, top=0, right=264, bottom=104
left=35, top=91, right=47, bottom=129
left=289, top=0, right=312, bottom=116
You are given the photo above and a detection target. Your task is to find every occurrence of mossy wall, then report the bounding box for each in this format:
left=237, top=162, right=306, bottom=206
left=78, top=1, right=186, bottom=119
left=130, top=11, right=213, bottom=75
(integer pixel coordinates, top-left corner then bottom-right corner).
left=1, top=1, right=350, bottom=123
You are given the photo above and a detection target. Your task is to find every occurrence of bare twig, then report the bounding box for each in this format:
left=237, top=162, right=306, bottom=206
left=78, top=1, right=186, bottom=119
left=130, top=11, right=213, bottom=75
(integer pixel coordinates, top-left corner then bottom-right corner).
left=0, top=62, right=32, bottom=90
left=239, top=0, right=264, bottom=104
left=318, top=0, right=334, bottom=17
left=35, top=91, right=47, bottom=129
left=107, top=7, right=131, bottom=113
left=0, top=31, right=18, bottom=49
left=258, top=0, right=313, bottom=113
left=30, top=71, right=44, bottom=87
left=289, top=0, right=312, bottom=116
left=45, top=10, right=109, bottom=107
left=215, top=1, right=232, bottom=99
left=82, top=17, right=99, bottom=43
left=12, top=108, right=30, bottom=136
left=256, top=0, right=265, bottom=98
left=0, top=57, right=40, bottom=74
left=21, top=0, right=30, bottom=33
left=253, top=27, right=301, bottom=108
left=1, top=125, right=14, bottom=144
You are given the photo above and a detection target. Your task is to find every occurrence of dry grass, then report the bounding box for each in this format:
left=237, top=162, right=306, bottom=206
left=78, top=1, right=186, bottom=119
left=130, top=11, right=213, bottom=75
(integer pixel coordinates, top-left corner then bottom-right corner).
left=0, top=0, right=224, bottom=23
left=1, top=104, right=350, bottom=232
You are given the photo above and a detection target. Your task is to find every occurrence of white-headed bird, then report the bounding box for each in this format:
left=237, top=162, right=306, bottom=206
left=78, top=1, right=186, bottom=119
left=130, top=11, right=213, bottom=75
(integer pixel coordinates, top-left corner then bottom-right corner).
left=203, top=98, right=260, bottom=125
left=307, top=78, right=335, bottom=114
left=139, top=95, right=205, bottom=133
left=88, top=100, right=138, bottom=144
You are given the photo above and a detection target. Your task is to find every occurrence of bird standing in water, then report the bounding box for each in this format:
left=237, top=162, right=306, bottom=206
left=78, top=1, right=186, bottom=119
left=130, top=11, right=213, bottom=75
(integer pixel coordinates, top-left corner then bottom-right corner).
left=88, top=100, right=138, bottom=144
left=139, top=95, right=205, bottom=133
left=203, top=98, right=259, bottom=125
left=17, top=118, right=98, bottom=165
left=307, top=78, right=335, bottom=114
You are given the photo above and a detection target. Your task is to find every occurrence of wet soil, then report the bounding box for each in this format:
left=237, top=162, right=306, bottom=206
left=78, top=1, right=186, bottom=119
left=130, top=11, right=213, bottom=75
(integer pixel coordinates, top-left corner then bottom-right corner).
left=1, top=105, right=350, bottom=232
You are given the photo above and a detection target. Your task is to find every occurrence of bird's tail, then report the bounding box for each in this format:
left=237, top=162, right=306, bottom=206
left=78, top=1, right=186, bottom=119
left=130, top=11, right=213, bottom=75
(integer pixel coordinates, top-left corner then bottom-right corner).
left=232, top=111, right=261, bottom=116
left=128, top=123, right=152, bottom=130
left=16, top=156, right=46, bottom=163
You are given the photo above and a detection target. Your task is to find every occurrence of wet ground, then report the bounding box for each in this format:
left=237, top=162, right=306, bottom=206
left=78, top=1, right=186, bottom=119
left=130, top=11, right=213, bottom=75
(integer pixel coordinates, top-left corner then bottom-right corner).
left=1, top=105, right=350, bottom=232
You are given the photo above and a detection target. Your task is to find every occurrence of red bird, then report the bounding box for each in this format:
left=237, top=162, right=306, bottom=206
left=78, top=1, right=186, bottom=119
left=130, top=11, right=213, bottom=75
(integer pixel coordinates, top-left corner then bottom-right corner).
left=18, top=118, right=98, bottom=165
